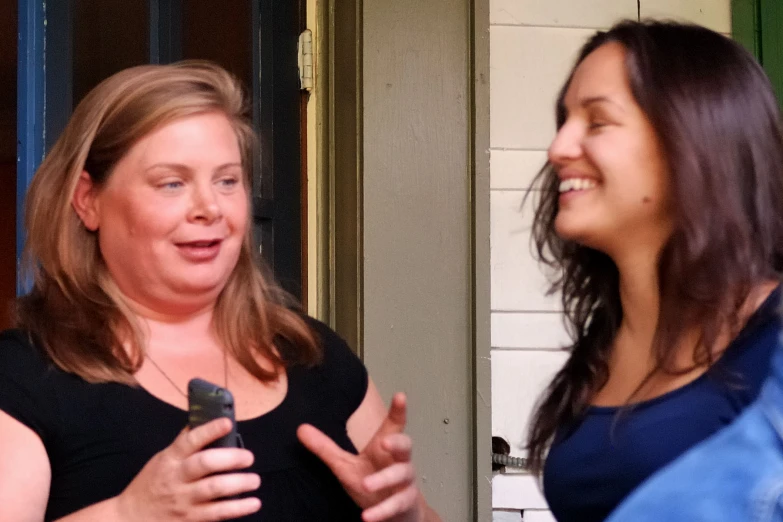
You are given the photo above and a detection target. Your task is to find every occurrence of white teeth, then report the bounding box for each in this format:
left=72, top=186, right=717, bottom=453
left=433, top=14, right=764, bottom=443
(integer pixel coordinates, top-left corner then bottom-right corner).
left=559, top=178, right=596, bottom=193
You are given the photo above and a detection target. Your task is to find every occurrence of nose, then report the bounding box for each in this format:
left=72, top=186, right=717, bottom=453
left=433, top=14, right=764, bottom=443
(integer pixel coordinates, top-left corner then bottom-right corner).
left=188, top=181, right=223, bottom=224
left=547, top=121, right=582, bottom=168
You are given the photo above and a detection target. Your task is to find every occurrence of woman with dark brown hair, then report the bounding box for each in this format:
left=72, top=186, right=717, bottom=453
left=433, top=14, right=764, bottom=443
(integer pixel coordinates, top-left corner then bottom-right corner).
left=525, top=20, right=783, bottom=521
left=0, top=61, right=440, bottom=522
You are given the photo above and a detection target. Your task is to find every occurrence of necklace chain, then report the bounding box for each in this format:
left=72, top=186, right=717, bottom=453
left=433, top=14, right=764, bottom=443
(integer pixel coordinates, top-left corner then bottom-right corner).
left=145, top=350, right=229, bottom=399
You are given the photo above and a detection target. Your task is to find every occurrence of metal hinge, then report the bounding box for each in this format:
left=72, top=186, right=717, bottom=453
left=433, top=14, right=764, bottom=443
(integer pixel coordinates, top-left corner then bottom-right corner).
left=298, top=29, right=313, bottom=91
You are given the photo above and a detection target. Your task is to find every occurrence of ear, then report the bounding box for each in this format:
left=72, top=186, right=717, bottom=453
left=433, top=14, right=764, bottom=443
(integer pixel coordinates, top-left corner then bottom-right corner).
left=72, top=171, right=100, bottom=231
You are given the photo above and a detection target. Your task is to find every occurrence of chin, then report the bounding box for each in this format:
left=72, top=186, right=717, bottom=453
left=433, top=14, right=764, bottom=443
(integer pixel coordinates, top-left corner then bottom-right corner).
left=174, top=273, right=233, bottom=296
left=554, top=215, right=585, bottom=242
left=554, top=217, right=604, bottom=251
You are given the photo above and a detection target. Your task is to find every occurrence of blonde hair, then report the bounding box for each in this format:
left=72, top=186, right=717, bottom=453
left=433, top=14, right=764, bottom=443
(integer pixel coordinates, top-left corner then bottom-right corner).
left=16, top=60, right=319, bottom=383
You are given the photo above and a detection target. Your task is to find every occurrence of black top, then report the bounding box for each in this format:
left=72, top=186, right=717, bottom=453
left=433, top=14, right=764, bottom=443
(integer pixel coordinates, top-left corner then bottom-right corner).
left=543, top=286, right=782, bottom=522
left=0, top=318, right=367, bottom=521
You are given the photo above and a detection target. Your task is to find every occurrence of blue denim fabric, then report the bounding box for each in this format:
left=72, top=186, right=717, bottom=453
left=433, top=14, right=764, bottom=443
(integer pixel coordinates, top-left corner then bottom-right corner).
left=606, top=345, right=783, bottom=522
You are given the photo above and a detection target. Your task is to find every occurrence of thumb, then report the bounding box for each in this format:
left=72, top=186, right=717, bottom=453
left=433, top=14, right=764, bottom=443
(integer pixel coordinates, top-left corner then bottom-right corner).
left=297, top=423, right=351, bottom=470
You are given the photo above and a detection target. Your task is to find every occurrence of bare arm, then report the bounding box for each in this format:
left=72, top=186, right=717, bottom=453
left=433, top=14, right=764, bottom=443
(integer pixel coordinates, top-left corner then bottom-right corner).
left=346, top=379, right=387, bottom=451
left=53, top=500, right=123, bottom=522
left=0, top=390, right=124, bottom=522
left=0, top=410, right=51, bottom=522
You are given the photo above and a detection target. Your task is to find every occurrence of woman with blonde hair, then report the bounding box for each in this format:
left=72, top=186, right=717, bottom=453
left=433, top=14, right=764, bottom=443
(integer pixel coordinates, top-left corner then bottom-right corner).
left=0, top=61, right=440, bottom=522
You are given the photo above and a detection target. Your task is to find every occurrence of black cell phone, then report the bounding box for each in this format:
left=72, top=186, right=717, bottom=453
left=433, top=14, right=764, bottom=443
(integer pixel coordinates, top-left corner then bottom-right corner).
left=187, top=378, right=241, bottom=449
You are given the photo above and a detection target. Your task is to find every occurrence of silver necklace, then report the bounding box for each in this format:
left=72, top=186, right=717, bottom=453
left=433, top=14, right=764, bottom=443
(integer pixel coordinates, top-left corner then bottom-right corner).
left=145, top=349, right=229, bottom=398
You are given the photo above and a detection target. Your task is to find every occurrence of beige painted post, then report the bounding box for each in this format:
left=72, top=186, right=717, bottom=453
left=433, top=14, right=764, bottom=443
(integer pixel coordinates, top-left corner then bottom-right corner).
left=362, top=0, right=489, bottom=520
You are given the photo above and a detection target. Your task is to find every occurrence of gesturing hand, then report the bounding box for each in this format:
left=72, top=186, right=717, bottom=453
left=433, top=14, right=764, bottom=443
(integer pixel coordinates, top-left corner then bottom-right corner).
left=116, top=418, right=261, bottom=522
left=297, top=393, right=423, bottom=522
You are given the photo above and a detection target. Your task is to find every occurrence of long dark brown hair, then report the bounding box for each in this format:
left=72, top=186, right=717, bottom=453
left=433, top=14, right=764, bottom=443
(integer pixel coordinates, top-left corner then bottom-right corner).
left=526, top=20, right=783, bottom=474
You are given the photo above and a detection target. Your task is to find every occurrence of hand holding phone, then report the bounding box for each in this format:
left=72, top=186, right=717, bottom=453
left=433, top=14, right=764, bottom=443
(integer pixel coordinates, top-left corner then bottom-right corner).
left=188, top=378, right=241, bottom=449
left=115, top=409, right=261, bottom=520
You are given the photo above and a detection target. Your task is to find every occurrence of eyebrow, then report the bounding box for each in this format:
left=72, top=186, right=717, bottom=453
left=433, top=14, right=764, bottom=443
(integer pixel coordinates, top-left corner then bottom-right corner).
left=145, top=162, right=243, bottom=173
left=579, top=95, right=625, bottom=113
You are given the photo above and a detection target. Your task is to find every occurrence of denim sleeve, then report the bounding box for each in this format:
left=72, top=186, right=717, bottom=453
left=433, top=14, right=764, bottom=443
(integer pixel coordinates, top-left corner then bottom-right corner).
left=751, top=477, right=783, bottom=522
left=765, top=503, right=783, bottom=522
left=609, top=405, right=779, bottom=522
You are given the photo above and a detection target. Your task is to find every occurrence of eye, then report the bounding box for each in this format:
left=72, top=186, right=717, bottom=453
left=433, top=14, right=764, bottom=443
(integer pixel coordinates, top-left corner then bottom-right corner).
left=158, top=180, right=184, bottom=190
left=588, top=119, right=608, bottom=130
left=585, top=108, right=614, bottom=132
left=218, top=177, right=240, bottom=188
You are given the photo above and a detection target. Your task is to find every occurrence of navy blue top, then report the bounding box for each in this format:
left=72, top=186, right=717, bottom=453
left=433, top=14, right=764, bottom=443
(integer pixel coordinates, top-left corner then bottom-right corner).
left=543, top=286, right=782, bottom=522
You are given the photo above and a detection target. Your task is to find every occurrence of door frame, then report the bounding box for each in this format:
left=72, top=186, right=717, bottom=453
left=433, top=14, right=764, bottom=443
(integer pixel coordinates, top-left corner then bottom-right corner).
left=312, top=0, right=364, bottom=354
left=315, top=0, right=492, bottom=518
left=732, top=0, right=783, bottom=104
left=16, top=0, right=44, bottom=294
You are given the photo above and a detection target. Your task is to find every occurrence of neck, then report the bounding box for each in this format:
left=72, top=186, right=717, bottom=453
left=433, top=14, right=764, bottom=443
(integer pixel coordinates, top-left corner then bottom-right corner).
left=613, top=246, right=661, bottom=353
left=120, top=293, right=219, bottom=351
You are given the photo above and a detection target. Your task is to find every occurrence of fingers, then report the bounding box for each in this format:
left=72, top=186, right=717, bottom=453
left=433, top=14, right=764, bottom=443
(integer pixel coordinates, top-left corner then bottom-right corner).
left=381, top=433, right=412, bottom=462
left=194, top=496, right=262, bottom=522
left=377, top=393, right=407, bottom=438
left=171, top=418, right=234, bottom=459
left=191, top=472, right=261, bottom=503
left=181, top=448, right=256, bottom=482
left=297, top=424, right=350, bottom=470
left=363, top=462, right=414, bottom=494
left=361, top=485, right=419, bottom=522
